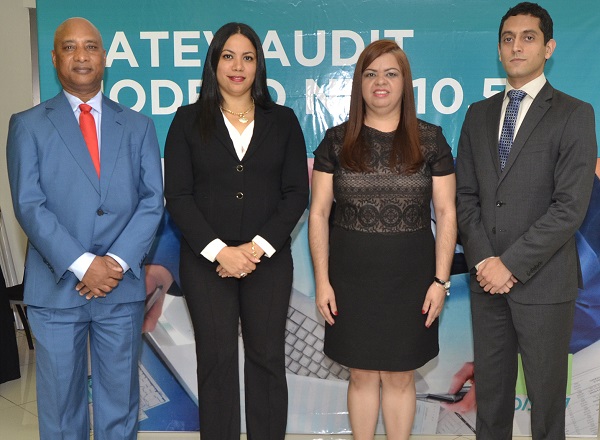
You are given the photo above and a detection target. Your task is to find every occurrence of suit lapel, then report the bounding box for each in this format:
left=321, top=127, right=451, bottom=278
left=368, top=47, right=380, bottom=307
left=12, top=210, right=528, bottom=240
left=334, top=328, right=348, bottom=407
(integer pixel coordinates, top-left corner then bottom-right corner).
left=99, top=97, right=125, bottom=202
left=213, top=112, right=239, bottom=160
left=46, top=93, right=100, bottom=193
left=486, top=92, right=504, bottom=179
left=499, top=82, right=553, bottom=184
left=212, top=105, right=274, bottom=162
left=243, top=105, right=273, bottom=162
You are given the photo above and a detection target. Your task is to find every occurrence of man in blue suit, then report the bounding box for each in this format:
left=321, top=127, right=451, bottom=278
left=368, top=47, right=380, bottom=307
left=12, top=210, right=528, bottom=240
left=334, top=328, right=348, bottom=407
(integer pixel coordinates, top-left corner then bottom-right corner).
left=6, top=17, right=163, bottom=439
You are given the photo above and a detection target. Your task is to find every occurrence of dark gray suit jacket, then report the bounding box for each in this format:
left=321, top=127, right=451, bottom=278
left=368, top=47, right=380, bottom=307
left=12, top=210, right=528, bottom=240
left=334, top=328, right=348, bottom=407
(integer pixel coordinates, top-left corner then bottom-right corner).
left=456, top=81, right=597, bottom=304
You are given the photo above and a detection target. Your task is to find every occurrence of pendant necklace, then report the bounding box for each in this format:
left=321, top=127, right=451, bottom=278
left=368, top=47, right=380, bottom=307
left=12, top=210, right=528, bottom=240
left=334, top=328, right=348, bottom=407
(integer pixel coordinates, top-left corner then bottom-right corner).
left=221, top=99, right=254, bottom=124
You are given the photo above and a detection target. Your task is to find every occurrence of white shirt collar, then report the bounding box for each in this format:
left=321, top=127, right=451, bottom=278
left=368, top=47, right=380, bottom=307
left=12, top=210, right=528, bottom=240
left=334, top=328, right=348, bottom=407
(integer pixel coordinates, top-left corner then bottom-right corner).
left=63, top=90, right=103, bottom=114
left=504, top=73, right=546, bottom=101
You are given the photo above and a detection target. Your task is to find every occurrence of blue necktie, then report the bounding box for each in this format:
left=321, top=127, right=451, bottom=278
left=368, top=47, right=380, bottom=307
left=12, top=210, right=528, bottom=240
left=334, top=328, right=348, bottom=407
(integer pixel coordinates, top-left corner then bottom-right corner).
left=498, top=89, right=527, bottom=171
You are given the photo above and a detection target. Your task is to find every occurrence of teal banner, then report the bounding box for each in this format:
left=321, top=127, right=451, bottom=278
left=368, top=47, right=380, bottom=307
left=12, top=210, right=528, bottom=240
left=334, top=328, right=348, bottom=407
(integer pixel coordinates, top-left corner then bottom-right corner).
left=36, top=0, right=600, bottom=435
left=37, top=0, right=600, bottom=157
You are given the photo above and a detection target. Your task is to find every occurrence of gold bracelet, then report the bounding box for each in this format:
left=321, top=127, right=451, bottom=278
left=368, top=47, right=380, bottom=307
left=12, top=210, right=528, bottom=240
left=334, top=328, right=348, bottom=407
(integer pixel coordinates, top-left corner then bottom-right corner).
left=251, top=241, right=258, bottom=259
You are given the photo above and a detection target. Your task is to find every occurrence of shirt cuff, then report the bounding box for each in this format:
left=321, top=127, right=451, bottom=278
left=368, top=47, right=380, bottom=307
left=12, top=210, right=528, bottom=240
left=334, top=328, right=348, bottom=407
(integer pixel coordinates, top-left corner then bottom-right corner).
left=68, top=252, right=96, bottom=281
left=201, top=239, right=227, bottom=262
left=253, top=235, right=275, bottom=258
left=474, top=257, right=491, bottom=271
left=107, top=253, right=129, bottom=273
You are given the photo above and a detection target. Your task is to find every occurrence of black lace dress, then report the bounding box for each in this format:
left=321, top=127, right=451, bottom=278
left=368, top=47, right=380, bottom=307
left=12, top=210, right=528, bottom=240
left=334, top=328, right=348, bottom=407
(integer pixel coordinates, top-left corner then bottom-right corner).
left=313, top=121, right=454, bottom=371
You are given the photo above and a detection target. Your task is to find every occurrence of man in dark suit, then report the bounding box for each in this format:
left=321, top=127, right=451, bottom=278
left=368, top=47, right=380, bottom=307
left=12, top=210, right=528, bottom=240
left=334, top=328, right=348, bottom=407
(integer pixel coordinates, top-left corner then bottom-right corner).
left=6, top=17, right=163, bottom=439
left=456, top=2, right=597, bottom=439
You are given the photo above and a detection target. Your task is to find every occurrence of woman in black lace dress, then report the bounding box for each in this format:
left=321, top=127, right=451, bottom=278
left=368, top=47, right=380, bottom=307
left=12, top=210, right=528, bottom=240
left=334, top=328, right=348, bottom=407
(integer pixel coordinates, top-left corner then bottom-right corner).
left=309, top=40, right=456, bottom=439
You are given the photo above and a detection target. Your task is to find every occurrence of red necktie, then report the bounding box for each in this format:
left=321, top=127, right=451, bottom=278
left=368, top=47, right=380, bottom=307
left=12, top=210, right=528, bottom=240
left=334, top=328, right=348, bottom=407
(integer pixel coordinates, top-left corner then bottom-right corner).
left=79, top=103, right=100, bottom=177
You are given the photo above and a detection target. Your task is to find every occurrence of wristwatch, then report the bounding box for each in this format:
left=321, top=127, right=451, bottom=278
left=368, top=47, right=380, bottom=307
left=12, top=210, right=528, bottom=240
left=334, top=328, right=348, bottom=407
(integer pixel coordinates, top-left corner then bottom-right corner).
left=434, top=276, right=451, bottom=291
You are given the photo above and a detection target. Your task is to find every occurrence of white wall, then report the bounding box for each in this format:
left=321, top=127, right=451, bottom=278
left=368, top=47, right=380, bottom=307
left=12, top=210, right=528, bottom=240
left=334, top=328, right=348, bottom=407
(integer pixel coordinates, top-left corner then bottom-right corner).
left=0, top=0, right=36, bottom=285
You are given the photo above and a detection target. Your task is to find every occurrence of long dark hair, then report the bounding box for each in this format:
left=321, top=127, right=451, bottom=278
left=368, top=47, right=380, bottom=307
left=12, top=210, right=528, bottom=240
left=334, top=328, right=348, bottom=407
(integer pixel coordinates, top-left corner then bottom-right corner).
left=196, top=22, right=273, bottom=141
left=340, top=39, right=423, bottom=174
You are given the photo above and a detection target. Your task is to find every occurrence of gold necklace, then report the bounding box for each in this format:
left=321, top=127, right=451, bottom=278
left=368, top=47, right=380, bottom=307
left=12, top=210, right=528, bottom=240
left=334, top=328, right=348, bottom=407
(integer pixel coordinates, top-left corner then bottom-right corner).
left=221, top=99, right=254, bottom=124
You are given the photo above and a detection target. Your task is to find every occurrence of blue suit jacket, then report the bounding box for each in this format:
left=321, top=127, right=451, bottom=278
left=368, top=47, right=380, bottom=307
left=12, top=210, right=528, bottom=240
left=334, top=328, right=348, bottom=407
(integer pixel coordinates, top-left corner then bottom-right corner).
left=7, top=92, right=164, bottom=308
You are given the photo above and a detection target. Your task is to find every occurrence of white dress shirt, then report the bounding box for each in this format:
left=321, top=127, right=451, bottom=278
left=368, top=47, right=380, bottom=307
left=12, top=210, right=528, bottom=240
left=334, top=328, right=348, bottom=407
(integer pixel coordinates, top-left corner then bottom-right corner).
left=498, top=73, right=547, bottom=142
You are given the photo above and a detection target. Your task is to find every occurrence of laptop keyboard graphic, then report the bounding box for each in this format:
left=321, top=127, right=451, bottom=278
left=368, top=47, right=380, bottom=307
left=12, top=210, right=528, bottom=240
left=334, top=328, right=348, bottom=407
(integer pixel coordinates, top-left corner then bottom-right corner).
left=138, top=361, right=169, bottom=417
left=284, top=304, right=350, bottom=381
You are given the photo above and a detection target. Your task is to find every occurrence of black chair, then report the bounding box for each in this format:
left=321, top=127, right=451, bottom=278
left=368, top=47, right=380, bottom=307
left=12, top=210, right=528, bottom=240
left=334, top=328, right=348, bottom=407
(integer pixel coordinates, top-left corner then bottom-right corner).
left=0, top=271, right=23, bottom=383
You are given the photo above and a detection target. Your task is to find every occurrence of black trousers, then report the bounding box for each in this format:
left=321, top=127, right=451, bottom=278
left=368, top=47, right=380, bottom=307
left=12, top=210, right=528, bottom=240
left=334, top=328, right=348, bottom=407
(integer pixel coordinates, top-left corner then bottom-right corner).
left=471, top=291, right=575, bottom=440
left=180, top=243, right=292, bottom=440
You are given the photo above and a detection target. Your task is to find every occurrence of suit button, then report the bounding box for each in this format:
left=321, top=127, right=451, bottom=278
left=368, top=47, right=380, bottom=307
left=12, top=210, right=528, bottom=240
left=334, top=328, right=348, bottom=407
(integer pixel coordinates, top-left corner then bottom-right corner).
left=492, top=227, right=496, bottom=234
left=236, top=165, right=244, bottom=172
left=236, top=192, right=244, bottom=199
left=496, top=201, right=504, bottom=207
left=97, top=209, right=105, bottom=216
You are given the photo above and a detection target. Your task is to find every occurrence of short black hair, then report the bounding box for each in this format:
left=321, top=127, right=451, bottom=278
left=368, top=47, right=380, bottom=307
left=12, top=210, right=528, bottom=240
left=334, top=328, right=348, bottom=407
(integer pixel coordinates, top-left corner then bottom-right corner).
left=499, top=2, right=553, bottom=44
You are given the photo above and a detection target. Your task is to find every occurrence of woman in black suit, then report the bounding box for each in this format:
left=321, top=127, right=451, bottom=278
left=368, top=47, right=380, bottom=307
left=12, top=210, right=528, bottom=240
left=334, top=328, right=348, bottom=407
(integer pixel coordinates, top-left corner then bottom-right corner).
left=164, top=22, right=309, bottom=440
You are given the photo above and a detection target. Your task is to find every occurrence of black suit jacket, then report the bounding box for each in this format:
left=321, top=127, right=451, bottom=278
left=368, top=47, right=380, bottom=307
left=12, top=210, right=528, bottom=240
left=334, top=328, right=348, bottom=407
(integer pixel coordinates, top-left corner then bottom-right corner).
left=164, top=103, right=309, bottom=257
left=456, top=82, right=597, bottom=304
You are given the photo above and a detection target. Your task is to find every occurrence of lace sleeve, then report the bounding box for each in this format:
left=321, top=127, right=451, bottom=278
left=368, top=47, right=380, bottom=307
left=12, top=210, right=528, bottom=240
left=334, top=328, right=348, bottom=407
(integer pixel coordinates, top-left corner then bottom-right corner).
left=313, top=126, right=339, bottom=174
left=429, top=125, right=455, bottom=176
